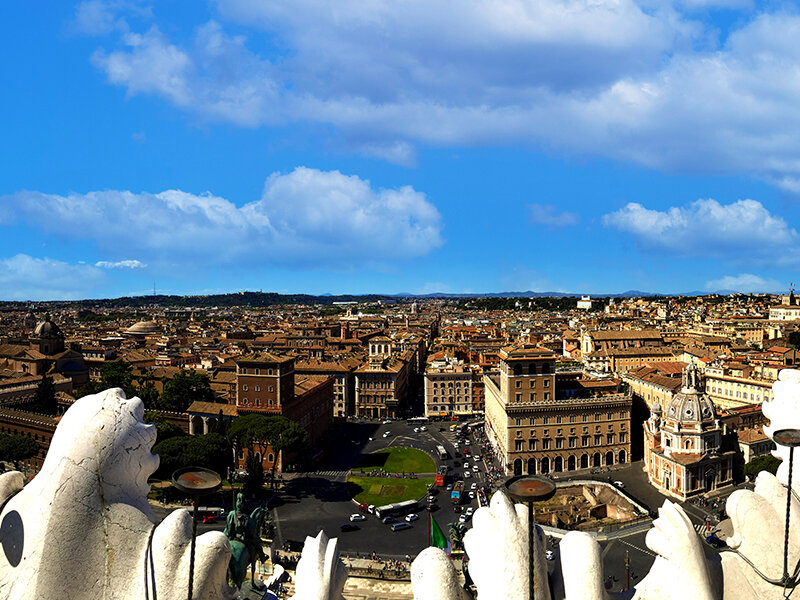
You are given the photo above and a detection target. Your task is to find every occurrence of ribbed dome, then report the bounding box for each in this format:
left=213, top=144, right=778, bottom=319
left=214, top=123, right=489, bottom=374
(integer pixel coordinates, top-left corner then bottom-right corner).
left=33, top=315, right=62, bottom=339
left=665, top=363, right=716, bottom=424
left=125, top=320, right=161, bottom=336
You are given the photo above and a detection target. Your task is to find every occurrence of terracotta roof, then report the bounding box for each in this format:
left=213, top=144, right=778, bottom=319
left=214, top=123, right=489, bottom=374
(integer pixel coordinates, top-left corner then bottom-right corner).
left=737, top=429, right=769, bottom=444
left=187, top=401, right=238, bottom=417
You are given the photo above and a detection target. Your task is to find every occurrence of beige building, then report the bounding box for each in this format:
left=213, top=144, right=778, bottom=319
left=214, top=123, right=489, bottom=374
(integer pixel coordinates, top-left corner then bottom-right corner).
left=354, top=345, right=413, bottom=419
left=769, top=291, right=800, bottom=321
left=703, top=364, right=775, bottom=410
left=484, top=344, right=632, bottom=476
left=424, top=358, right=476, bottom=418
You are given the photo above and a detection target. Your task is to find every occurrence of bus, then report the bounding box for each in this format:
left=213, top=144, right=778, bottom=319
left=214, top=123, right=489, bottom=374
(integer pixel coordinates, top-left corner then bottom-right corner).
left=451, top=481, right=464, bottom=504
left=436, top=445, right=448, bottom=460
left=435, top=465, right=447, bottom=487
left=408, top=417, right=429, bottom=426
left=374, top=499, right=418, bottom=519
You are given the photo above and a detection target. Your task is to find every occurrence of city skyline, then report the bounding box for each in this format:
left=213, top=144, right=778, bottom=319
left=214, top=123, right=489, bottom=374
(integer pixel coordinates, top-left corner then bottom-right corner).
left=2, top=1, right=800, bottom=301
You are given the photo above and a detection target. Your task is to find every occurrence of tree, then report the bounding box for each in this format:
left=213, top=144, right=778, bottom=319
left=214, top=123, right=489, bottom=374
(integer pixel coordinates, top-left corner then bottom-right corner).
left=143, top=410, right=185, bottom=445
left=227, top=414, right=310, bottom=491
left=137, top=380, right=160, bottom=409
left=76, top=380, right=104, bottom=398
left=158, top=370, right=215, bottom=412
left=789, top=331, right=800, bottom=351
left=100, top=360, right=134, bottom=395
left=151, top=432, right=230, bottom=480
left=0, top=434, right=40, bottom=471
left=744, top=454, right=782, bottom=479
left=32, top=372, right=57, bottom=416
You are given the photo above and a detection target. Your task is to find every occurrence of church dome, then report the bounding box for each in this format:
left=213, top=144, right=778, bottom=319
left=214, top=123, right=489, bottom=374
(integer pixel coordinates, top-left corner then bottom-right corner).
left=665, top=363, right=716, bottom=425
left=125, top=320, right=161, bottom=336
left=33, top=314, right=63, bottom=339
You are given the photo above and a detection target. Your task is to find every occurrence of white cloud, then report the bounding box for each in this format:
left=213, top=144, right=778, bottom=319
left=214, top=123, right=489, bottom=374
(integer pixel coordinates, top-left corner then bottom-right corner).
left=0, top=255, right=106, bottom=301
left=95, top=259, right=147, bottom=269
left=1, top=167, right=442, bottom=267
left=84, top=4, right=800, bottom=188
left=705, top=273, right=782, bottom=293
left=527, top=204, right=579, bottom=228
left=602, top=198, right=800, bottom=262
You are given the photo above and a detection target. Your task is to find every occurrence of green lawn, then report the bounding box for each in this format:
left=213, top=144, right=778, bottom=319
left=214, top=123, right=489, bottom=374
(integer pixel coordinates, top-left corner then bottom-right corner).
left=347, top=475, right=435, bottom=506
left=350, top=447, right=436, bottom=474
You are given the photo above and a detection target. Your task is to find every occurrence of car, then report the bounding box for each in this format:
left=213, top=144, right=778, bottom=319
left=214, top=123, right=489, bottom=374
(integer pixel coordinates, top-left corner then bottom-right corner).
left=463, top=462, right=469, bottom=469
left=382, top=516, right=397, bottom=524
left=382, top=419, right=392, bottom=424
left=383, top=431, right=391, bottom=438
left=350, top=514, right=366, bottom=522
left=427, top=495, right=437, bottom=504
left=391, top=522, right=412, bottom=532
left=459, top=513, right=471, bottom=523
left=613, top=481, right=625, bottom=488
left=405, top=513, right=419, bottom=522
left=546, top=550, right=554, bottom=561
left=201, top=515, right=216, bottom=524
left=413, top=427, right=420, bottom=433
left=367, top=504, right=376, bottom=514
left=420, top=426, right=427, bottom=431
left=446, top=483, right=454, bottom=491
left=464, top=471, right=471, bottom=478
left=466, top=507, right=474, bottom=516
left=473, top=465, right=479, bottom=472
left=468, top=491, right=476, bottom=499
left=340, top=523, right=359, bottom=532
left=470, top=482, right=478, bottom=490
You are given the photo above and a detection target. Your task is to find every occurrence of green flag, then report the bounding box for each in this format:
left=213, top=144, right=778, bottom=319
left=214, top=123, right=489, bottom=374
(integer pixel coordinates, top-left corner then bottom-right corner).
left=430, top=514, right=451, bottom=554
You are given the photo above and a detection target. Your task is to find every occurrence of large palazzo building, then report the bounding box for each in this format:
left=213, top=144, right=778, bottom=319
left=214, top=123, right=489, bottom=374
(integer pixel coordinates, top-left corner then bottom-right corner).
left=643, top=363, right=735, bottom=500
left=484, top=344, right=632, bottom=476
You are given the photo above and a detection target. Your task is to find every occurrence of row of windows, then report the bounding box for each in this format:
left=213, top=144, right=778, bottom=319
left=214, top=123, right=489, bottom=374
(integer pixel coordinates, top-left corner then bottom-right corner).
left=515, top=392, right=550, bottom=402
left=514, top=411, right=627, bottom=426
left=520, top=423, right=626, bottom=438
left=240, top=367, right=277, bottom=375
left=242, top=384, right=274, bottom=392
left=514, top=432, right=627, bottom=451
left=240, top=397, right=276, bottom=407
left=431, top=381, right=469, bottom=387
left=514, top=379, right=550, bottom=389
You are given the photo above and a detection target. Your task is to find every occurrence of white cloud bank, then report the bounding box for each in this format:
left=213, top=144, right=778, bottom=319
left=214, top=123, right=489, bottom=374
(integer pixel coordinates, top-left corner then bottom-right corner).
left=95, top=259, right=147, bottom=269
left=705, top=273, right=782, bottom=293
left=0, top=254, right=106, bottom=300
left=1, top=167, right=443, bottom=267
left=79, top=1, right=800, bottom=185
left=602, top=198, right=800, bottom=262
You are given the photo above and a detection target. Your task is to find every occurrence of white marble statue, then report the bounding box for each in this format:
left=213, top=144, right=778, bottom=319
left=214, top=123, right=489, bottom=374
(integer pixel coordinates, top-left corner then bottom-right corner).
left=0, top=388, right=234, bottom=600
left=290, top=531, right=347, bottom=600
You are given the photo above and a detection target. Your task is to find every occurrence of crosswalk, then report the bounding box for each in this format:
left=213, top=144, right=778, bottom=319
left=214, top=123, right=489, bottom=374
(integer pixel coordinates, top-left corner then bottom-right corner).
left=300, top=470, right=350, bottom=477
left=694, top=522, right=712, bottom=536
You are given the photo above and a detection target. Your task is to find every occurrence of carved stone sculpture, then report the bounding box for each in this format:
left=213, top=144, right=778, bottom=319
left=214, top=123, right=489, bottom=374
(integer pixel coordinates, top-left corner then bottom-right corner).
left=290, top=531, right=347, bottom=600
left=0, top=388, right=234, bottom=600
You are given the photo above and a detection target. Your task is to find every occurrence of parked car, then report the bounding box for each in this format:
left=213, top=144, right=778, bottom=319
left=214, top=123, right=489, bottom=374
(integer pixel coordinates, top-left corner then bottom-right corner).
left=459, top=513, right=471, bottom=523
left=468, top=491, right=476, bottom=499
left=383, top=431, right=391, bottom=438
left=413, top=427, right=420, bottom=433
left=473, top=465, right=479, bottom=473
left=405, top=513, right=419, bottom=522
left=464, top=471, right=472, bottom=478
left=367, top=504, right=376, bottom=514
left=391, top=522, right=412, bottom=532
left=420, top=426, right=427, bottom=431
left=613, top=481, right=625, bottom=488
left=382, top=419, right=392, bottom=424
left=470, top=482, right=478, bottom=490
left=466, top=507, right=474, bottom=516
left=382, top=516, right=397, bottom=524
left=350, top=514, right=366, bottom=522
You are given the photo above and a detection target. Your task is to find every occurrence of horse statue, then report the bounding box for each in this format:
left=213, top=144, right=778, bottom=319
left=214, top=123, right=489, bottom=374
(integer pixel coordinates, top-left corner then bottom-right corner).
left=223, top=493, right=267, bottom=591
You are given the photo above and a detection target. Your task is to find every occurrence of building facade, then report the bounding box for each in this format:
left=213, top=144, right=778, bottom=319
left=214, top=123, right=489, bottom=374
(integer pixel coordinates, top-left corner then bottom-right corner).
left=484, top=344, right=632, bottom=476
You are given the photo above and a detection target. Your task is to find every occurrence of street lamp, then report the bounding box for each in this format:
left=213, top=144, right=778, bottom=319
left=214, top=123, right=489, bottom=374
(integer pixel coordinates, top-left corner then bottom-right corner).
left=504, top=475, right=557, bottom=600
left=172, top=467, right=222, bottom=600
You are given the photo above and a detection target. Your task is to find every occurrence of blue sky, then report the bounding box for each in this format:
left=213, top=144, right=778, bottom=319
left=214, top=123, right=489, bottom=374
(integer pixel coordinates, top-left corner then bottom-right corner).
left=2, top=0, right=800, bottom=300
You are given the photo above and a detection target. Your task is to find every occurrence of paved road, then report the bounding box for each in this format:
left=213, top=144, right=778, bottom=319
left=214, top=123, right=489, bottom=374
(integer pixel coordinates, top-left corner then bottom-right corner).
left=271, top=419, right=738, bottom=587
